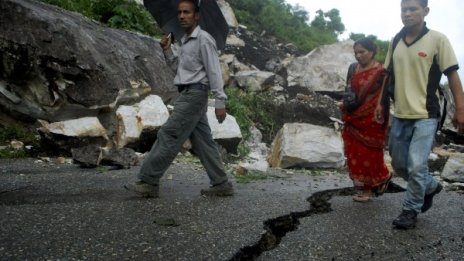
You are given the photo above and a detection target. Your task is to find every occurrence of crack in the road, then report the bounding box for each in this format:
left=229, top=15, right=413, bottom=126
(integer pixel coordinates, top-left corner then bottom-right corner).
left=0, top=186, right=31, bottom=195
left=230, top=183, right=406, bottom=261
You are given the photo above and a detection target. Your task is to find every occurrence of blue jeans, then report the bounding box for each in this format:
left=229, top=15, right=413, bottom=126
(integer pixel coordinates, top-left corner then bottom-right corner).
left=388, top=117, right=439, bottom=212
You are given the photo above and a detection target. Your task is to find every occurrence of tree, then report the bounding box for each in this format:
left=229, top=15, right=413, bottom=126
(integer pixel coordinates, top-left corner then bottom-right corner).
left=325, top=9, right=345, bottom=35
left=310, top=9, right=345, bottom=36
left=290, top=4, right=309, bottom=24
left=228, top=0, right=345, bottom=52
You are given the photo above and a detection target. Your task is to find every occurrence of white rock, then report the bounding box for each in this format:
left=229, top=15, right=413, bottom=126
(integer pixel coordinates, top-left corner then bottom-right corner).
left=206, top=107, right=242, bottom=140
left=268, top=123, right=344, bottom=169
left=38, top=117, right=107, bottom=137
left=116, top=95, right=169, bottom=148
left=285, top=40, right=357, bottom=92
left=441, top=154, right=464, bottom=183
left=10, top=140, right=24, bottom=150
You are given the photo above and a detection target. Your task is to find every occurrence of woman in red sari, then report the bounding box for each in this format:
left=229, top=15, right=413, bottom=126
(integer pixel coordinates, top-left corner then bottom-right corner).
left=342, top=38, right=391, bottom=202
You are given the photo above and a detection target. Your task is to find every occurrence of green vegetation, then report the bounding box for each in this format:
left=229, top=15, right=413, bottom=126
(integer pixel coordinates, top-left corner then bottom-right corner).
left=96, top=166, right=108, bottom=173
left=40, top=0, right=391, bottom=62
left=40, top=0, right=162, bottom=36
left=228, top=0, right=391, bottom=61
left=0, top=149, right=28, bottom=159
left=0, top=126, right=40, bottom=159
left=233, top=170, right=269, bottom=184
left=228, top=0, right=345, bottom=52
left=225, top=88, right=277, bottom=157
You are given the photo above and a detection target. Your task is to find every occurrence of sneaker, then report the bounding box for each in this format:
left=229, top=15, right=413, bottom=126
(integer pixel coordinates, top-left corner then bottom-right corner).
left=124, top=181, right=159, bottom=198
left=392, top=210, right=418, bottom=229
left=421, top=183, right=443, bottom=213
left=200, top=181, right=234, bottom=197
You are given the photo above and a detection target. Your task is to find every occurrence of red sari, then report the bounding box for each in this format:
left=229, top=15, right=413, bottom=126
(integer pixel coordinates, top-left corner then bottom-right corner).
left=342, top=63, right=390, bottom=189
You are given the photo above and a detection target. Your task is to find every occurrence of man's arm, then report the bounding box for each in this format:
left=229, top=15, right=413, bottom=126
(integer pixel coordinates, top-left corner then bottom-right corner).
left=447, top=70, right=464, bottom=134
left=199, top=35, right=227, bottom=123
left=375, top=40, right=394, bottom=124
left=160, top=33, right=178, bottom=72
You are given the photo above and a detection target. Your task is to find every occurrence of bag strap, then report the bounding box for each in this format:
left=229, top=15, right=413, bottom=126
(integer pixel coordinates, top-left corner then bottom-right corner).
left=346, top=62, right=358, bottom=85
left=379, top=32, right=402, bottom=105
left=386, top=33, right=402, bottom=73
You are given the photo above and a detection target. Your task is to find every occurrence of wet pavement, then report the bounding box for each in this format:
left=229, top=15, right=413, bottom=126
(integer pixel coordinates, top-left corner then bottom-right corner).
left=1, top=157, right=463, bottom=260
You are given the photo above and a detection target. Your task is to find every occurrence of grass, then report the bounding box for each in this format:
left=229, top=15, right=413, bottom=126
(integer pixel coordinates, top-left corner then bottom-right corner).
left=96, top=166, right=108, bottom=173
left=302, top=168, right=325, bottom=176
left=225, top=87, right=277, bottom=158
left=0, top=126, right=41, bottom=159
left=0, top=149, right=28, bottom=159
left=233, top=170, right=270, bottom=184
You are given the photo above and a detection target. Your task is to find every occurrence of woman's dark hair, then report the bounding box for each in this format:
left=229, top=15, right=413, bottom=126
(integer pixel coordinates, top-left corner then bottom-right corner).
left=354, top=38, right=377, bottom=56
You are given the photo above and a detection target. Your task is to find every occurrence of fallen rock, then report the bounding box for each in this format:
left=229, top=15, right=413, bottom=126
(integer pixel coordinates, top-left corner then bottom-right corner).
left=38, top=117, right=109, bottom=154
left=234, top=70, right=276, bottom=92
left=115, top=95, right=169, bottom=149
left=207, top=106, right=242, bottom=154
left=268, top=123, right=344, bottom=169
left=71, top=144, right=103, bottom=168
left=101, top=147, right=139, bottom=169
left=441, top=153, right=464, bottom=183
left=0, top=0, right=176, bottom=127
left=285, top=40, right=356, bottom=92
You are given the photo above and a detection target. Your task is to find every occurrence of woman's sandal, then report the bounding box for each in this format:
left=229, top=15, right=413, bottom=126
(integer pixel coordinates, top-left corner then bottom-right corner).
left=352, top=193, right=372, bottom=202
left=374, top=174, right=392, bottom=197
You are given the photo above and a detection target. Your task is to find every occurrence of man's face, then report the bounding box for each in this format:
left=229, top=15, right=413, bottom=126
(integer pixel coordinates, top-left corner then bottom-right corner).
left=401, top=0, right=429, bottom=28
left=177, top=1, right=199, bottom=32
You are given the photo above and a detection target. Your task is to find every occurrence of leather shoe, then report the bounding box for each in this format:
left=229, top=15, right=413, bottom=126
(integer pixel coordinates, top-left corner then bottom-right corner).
left=124, top=181, right=159, bottom=198
left=200, top=181, right=234, bottom=197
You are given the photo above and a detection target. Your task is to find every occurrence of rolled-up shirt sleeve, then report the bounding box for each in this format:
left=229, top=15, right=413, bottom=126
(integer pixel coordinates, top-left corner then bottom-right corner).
left=163, top=48, right=178, bottom=73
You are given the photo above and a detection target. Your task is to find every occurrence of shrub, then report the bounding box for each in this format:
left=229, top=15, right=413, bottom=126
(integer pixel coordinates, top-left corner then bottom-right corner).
left=225, top=87, right=277, bottom=157
left=0, top=126, right=40, bottom=159
left=40, top=0, right=162, bottom=37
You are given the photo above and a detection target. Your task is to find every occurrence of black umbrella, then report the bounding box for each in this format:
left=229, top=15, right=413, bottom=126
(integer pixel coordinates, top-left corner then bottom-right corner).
left=143, top=0, right=229, bottom=50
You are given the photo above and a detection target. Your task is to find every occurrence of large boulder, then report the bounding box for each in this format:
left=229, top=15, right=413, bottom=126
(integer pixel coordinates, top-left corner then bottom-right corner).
left=234, top=70, right=277, bottom=92
left=0, top=0, right=176, bottom=127
left=207, top=107, right=242, bottom=154
left=115, top=95, right=169, bottom=149
left=285, top=40, right=356, bottom=92
left=38, top=117, right=109, bottom=153
left=267, top=123, right=344, bottom=169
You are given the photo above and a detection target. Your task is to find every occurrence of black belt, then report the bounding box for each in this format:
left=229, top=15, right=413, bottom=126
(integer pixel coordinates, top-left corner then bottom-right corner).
left=177, top=83, right=209, bottom=93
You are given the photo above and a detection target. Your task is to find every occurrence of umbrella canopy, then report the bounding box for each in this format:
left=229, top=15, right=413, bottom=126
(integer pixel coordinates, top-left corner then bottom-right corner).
left=143, top=0, right=229, bottom=50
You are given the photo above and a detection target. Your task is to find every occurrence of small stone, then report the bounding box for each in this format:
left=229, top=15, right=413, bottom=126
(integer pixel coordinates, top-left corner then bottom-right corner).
left=56, top=157, right=66, bottom=164
left=10, top=140, right=24, bottom=150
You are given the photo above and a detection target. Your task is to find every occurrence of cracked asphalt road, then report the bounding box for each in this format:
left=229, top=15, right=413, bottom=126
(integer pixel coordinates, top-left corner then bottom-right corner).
left=1, top=158, right=463, bottom=260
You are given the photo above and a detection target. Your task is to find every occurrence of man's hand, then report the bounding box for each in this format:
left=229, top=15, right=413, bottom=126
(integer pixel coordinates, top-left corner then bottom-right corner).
left=374, top=103, right=384, bottom=124
left=452, top=107, right=464, bottom=134
left=215, top=108, right=226, bottom=123
left=160, top=33, right=172, bottom=50
left=447, top=71, right=464, bottom=134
